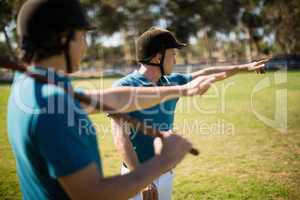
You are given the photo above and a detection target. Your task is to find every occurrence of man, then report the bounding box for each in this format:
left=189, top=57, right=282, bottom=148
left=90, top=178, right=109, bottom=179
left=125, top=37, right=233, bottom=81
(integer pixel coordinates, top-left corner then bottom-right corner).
left=7, top=1, right=228, bottom=199
left=112, top=27, right=266, bottom=200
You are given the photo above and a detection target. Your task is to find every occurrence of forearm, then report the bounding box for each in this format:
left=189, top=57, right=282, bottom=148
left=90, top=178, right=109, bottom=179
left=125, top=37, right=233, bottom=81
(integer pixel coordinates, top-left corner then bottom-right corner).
left=119, top=141, right=140, bottom=170
left=192, top=58, right=268, bottom=80
left=60, top=159, right=168, bottom=200
left=87, top=85, right=185, bottom=113
left=192, top=65, right=241, bottom=79
left=95, top=156, right=168, bottom=200
left=111, top=120, right=140, bottom=170
left=60, top=134, right=191, bottom=200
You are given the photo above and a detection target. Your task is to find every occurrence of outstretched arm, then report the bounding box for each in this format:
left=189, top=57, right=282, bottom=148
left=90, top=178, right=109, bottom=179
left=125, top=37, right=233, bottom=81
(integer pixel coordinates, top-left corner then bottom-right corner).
left=191, top=59, right=268, bottom=80
left=83, top=72, right=227, bottom=114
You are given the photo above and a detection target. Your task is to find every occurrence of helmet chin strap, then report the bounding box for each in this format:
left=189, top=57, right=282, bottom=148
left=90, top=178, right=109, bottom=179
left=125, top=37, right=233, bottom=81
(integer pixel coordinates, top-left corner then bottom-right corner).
left=142, top=49, right=166, bottom=77
left=64, top=30, right=75, bottom=73
left=159, top=50, right=166, bottom=76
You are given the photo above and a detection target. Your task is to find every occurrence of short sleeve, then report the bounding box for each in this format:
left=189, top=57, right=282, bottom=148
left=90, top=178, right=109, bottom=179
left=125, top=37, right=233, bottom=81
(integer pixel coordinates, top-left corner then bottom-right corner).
left=167, top=73, right=192, bottom=85
left=112, top=79, right=132, bottom=87
left=74, top=87, right=86, bottom=96
left=34, top=94, right=96, bottom=178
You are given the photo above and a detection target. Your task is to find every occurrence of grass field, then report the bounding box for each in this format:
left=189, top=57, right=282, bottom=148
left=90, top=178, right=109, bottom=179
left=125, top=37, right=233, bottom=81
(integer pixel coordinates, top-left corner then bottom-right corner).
left=0, top=72, right=299, bottom=200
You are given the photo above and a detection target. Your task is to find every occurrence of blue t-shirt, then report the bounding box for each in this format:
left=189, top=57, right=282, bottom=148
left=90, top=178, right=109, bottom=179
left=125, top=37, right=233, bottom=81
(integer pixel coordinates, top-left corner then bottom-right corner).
left=7, top=67, right=102, bottom=199
left=113, top=71, right=192, bottom=163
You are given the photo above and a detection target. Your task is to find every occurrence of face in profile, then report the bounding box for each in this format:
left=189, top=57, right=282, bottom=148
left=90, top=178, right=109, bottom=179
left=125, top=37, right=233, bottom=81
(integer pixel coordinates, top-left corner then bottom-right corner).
left=69, top=30, right=88, bottom=72
left=163, top=48, right=176, bottom=75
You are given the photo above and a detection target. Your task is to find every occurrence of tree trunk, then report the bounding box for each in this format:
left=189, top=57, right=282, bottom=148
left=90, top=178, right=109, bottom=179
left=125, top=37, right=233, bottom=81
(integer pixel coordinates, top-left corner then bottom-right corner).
left=122, top=30, right=134, bottom=66
left=203, top=32, right=213, bottom=65
left=2, top=26, right=16, bottom=60
left=181, top=50, right=189, bottom=65
left=244, top=27, right=252, bottom=62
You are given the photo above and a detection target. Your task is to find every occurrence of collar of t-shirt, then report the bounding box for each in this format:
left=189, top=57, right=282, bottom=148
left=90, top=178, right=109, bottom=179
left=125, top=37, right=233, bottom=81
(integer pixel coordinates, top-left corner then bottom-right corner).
left=133, top=70, right=171, bottom=86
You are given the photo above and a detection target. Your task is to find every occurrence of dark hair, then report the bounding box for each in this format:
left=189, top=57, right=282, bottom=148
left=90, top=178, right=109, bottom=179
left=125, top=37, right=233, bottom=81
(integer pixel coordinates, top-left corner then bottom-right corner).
left=19, top=31, right=75, bottom=65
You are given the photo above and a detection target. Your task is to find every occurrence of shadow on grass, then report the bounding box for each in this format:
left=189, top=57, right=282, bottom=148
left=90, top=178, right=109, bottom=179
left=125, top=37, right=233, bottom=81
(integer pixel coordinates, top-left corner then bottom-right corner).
left=0, top=81, right=12, bottom=85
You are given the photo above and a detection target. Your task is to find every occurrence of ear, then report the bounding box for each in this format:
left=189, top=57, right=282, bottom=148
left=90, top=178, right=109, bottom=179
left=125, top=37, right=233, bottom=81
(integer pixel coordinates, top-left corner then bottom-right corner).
left=150, top=53, right=162, bottom=64
left=61, top=37, right=67, bottom=45
left=60, top=31, right=76, bottom=45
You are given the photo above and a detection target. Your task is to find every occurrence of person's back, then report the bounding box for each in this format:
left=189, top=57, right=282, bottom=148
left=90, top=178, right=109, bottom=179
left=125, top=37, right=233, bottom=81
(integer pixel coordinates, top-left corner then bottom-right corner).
left=7, top=67, right=101, bottom=199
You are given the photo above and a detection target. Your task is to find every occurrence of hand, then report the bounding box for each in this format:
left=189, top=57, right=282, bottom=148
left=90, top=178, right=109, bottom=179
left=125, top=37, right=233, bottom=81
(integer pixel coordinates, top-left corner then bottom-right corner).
left=238, top=58, right=269, bottom=74
left=141, top=183, right=158, bottom=200
left=154, top=131, right=192, bottom=170
left=182, top=72, right=227, bottom=96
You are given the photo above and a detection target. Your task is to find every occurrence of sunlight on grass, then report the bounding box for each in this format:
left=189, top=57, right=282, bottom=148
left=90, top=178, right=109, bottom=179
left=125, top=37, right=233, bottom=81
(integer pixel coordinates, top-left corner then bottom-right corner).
left=0, top=72, right=299, bottom=199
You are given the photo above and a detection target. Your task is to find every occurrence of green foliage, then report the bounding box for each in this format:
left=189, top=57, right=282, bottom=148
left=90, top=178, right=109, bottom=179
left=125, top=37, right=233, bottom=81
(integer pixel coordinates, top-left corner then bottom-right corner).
left=1, top=0, right=300, bottom=65
left=0, top=0, right=25, bottom=28
left=262, top=0, right=300, bottom=53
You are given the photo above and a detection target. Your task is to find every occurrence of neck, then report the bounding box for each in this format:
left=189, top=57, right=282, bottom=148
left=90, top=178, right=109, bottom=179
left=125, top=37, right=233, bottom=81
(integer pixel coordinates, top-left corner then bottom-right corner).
left=32, top=55, right=67, bottom=75
left=138, top=64, right=162, bottom=84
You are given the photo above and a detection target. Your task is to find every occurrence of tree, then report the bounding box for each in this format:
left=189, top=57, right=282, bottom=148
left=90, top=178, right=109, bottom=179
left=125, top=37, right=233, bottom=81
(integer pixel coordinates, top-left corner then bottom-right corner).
left=162, top=0, right=202, bottom=64
left=263, top=0, right=300, bottom=54
left=0, top=0, right=25, bottom=59
left=82, top=0, right=161, bottom=64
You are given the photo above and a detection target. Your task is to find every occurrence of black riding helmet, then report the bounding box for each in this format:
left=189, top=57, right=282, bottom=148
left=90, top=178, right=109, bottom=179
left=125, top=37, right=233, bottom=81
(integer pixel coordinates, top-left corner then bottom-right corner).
left=17, top=0, right=95, bottom=73
left=136, top=27, right=186, bottom=76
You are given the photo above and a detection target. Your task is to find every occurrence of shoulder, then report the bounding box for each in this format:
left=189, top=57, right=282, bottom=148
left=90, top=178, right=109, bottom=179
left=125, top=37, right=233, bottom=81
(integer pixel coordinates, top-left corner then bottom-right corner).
left=32, top=84, right=84, bottom=129
left=34, top=93, right=79, bottom=126
left=167, top=72, right=191, bottom=81
left=112, top=72, right=141, bottom=87
left=166, top=73, right=192, bottom=85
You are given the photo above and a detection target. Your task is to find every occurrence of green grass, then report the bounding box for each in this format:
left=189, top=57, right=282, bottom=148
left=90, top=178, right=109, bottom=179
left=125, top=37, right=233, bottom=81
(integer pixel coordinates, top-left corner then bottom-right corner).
left=1, top=72, right=300, bottom=200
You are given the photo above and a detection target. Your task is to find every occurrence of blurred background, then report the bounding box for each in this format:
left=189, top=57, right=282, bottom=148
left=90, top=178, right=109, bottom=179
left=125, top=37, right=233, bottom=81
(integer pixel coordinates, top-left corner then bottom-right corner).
left=1, top=1, right=300, bottom=199
left=1, top=0, right=300, bottom=78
